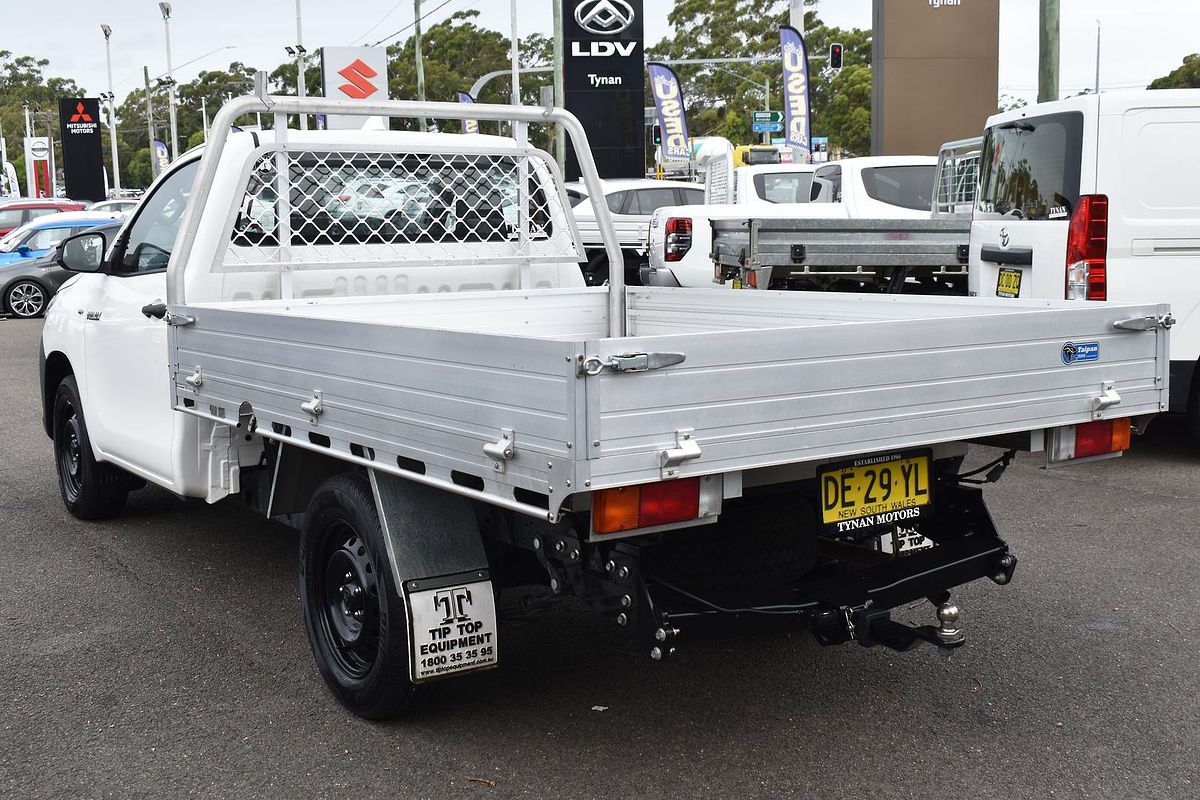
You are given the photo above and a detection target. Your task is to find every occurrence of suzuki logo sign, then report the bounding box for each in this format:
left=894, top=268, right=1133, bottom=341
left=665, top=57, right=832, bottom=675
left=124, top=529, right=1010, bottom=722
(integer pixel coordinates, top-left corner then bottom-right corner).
left=574, top=0, right=635, bottom=36
left=337, top=58, right=380, bottom=100
left=321, top=46, right=390, bottom=130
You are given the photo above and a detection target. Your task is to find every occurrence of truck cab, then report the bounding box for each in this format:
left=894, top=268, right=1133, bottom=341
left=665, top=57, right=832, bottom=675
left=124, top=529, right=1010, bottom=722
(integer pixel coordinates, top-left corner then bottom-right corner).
left=809, top=155, right=939, bottom=218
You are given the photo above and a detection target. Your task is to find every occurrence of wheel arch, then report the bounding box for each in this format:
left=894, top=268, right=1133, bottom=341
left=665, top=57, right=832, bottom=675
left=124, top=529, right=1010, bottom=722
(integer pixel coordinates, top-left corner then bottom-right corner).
left=41, top=347, right=75, bottom=438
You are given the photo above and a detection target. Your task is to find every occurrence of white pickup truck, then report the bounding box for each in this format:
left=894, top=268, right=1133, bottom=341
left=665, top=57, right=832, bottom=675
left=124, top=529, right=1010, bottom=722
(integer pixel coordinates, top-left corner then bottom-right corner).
left=644, top=155, right=959, bottom=291
left=41, top=94, right=1172, bottom=719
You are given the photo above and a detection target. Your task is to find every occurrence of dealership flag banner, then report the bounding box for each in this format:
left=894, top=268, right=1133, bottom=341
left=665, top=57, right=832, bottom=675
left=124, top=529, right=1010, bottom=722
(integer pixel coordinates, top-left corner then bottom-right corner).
left=152, top=140, right=170, bottom=178
left=648, top=62, right=690, bottom=162
left=457, top=92, right=479, bottom=135
left=779, top=25, right=811, bottom=160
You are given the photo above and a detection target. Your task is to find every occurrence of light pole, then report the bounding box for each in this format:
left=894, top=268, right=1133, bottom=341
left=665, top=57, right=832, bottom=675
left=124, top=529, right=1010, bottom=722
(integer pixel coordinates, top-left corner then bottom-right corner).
left=295, top=0, right=307, bottom=130
left=284, top=45, right=310, bottom=128
left=415, top=0, right=427, bottom=131
left=101, top=25, right=122, bottom=193
left=159, top=2, right=179, bottom=160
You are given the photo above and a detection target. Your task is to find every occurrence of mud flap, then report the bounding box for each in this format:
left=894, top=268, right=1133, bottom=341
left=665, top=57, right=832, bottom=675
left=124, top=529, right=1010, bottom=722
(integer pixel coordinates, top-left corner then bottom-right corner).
left=369, top=470, right=498, bottom=682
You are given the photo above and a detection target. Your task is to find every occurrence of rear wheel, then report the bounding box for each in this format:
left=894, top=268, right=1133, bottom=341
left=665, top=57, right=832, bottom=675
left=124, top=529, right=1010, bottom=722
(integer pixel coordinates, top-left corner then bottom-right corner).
left=52, top=376, right=129, bottom=520
left=5, top=280, right=47, bottom=318
left=299, top=473, right=429, bottom=719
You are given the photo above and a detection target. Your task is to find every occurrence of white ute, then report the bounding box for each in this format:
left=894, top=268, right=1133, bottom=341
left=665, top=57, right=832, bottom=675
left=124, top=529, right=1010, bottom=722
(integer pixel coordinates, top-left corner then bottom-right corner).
left=41, top=95, right=1171, bottom=719
left=645, top=152, right=960, bottom=292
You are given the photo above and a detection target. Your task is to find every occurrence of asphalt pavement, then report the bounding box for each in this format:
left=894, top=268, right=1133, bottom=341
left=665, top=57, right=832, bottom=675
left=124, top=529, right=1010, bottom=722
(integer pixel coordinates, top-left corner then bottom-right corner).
left=1, top=317, right=1197, bottom=799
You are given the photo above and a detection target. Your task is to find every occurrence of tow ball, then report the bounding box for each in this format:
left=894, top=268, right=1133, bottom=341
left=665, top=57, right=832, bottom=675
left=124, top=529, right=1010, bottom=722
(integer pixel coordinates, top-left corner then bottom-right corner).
left=812, top=595, right=969, bottom=652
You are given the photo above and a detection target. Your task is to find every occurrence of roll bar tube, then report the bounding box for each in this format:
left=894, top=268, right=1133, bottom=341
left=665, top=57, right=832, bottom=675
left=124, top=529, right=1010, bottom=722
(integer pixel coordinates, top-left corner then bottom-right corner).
left=167, top=96, right=626, bottom=337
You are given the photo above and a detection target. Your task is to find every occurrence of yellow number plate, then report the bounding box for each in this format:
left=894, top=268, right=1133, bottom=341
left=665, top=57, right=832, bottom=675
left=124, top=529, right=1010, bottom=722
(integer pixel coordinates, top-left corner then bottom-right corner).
left=820, top=453, right=932, bottom=528
left=996, top=267, right=1022, bottom=298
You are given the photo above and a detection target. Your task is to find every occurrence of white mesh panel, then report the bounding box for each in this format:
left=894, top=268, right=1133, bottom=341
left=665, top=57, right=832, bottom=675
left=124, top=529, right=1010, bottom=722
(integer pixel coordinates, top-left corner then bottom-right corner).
left=221, top=147, right=580, bottom=272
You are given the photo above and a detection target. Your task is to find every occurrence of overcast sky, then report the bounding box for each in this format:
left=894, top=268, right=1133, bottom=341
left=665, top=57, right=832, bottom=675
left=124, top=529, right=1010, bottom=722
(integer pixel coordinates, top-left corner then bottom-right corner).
left=2, top=0, right=1196, bottom=109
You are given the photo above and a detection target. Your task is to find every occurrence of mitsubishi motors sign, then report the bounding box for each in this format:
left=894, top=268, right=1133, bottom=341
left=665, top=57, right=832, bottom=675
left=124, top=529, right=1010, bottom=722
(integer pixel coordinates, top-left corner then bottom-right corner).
left=58, top=97, right=105, bottom=202
left=321, top=47, right=389, bottom=130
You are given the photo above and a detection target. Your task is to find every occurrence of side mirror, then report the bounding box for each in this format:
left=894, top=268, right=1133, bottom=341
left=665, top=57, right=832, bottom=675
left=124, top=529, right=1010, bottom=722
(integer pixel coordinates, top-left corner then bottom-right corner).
left=58, top=230, right=108, bottom=273
left=16, top=244, right=31, bottom=257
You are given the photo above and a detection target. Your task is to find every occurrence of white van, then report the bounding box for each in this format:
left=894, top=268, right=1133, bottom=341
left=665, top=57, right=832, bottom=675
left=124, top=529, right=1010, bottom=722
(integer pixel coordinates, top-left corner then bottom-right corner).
left=968, top=89, right=1200, bottom=423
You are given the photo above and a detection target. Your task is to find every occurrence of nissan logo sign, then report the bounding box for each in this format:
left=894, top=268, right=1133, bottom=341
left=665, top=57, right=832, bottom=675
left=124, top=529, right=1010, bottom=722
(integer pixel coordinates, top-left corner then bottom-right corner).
left=30, top=141, right=49, bottom=160
left=575, top=0, right=635, bottom=36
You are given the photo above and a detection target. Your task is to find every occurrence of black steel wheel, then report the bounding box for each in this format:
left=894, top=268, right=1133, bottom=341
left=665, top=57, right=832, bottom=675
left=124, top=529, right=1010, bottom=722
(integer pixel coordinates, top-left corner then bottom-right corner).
left=299, top=472, right=428, bottom=719
left=5, top=280, right=47, bottom=318
left=52, top=376, right=129, bottom=520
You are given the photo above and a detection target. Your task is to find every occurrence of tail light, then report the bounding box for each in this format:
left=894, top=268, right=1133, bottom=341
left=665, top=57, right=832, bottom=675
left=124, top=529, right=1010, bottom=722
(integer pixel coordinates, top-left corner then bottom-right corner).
left=1048, top=417, right=1131, bottom=463
left=592, top=477, right=703, bottom=535
left=339, top=193, right=352, bottom=202
left=1065, top=194, right=1108, bottom=301
left=664, top=217, right=692, bottom=262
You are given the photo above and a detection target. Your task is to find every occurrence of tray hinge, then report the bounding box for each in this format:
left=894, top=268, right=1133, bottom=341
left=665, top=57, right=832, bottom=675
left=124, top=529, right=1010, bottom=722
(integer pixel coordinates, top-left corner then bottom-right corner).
left=184, top=365, right=204, bottom=391
left=577, top=352, right=686, bottom=377
left=483, top=428, right=515, bottom=472
left=1091, top=381, right=1121, bottom=419
left=300, top=390, right=324, bottom=422
left=1112, top=314, right=1175, bottom=331
left=660, top=428, right=701, bottom=479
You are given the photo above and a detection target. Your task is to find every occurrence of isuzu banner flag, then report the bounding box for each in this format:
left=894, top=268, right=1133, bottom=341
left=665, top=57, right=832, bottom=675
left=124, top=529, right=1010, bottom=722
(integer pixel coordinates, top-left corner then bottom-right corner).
left=58, top=98, right=105, bottom=201
left=648, top=62, right=690, bottom=162
left=779, top=25, right=812, bottom=160
left=321, top=46, right=390, bottom=130
left=457, top=92, right=479, bottom=134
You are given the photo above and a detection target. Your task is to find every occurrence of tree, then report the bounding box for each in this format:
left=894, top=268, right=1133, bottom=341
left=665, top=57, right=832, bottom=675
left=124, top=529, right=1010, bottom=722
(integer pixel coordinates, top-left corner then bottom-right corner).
left=1149, top=54, right=1200, bottom=89
left=646, top=1, right=873, bottom=155
left=383, top=10, right=556, bottom=147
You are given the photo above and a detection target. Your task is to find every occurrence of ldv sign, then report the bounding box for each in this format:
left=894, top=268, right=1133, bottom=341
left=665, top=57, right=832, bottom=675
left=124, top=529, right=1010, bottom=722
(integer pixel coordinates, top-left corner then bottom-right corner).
left=321, top=47, right=389, bottom=130
left=562, top=0, right=645, bottom=179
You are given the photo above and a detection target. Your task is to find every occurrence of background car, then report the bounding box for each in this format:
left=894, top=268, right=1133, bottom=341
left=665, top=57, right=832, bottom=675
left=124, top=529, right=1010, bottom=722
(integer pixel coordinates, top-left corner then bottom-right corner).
left=564, top=178, right=703, bottom=285
left=0, top=219, right=122, bottom=318
left=0, top=198, right=87, bottom=237
left=88, top=199, right=139, bottom=215
left=0, top=211, right=120, bottom=267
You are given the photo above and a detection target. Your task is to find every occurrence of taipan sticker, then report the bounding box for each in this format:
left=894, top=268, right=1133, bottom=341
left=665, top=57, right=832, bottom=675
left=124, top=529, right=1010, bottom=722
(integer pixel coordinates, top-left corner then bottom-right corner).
left=407, top=579, right=498, bottom=681
left=1061, top=341, right=1100, bottom=365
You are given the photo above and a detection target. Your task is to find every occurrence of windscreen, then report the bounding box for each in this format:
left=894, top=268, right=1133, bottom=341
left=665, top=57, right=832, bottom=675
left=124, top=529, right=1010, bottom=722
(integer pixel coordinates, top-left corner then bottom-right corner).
left=746, top=148, right=781, bottom=166
left=752, top=171, right=814, bottom=204
left=976, top=111, right=1083, bottom=220
left=859, top=165, right=936, bottom=211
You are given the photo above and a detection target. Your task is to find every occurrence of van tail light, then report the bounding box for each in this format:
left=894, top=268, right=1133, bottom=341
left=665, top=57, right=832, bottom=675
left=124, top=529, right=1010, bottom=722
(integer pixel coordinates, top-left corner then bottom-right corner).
left=664, top=217, right=692, bottom=262
left=1064, top=194, right=1108, bottom=301
left=592, top=477, right=703, bottom=535
left=1048, top=417, right=1131, bottom=463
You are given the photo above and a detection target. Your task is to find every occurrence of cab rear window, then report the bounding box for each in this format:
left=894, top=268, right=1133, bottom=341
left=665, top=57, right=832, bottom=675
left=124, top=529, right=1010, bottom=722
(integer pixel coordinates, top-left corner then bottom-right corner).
left=859, top=166, right=935, bottom=211
left=976, top=111, right=1083, bottom=221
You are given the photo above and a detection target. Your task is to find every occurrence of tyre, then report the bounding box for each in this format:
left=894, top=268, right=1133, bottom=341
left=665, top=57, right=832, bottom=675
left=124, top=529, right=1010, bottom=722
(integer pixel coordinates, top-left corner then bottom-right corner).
left=299, top=472, right=428, bottom=719
left=5, top=280, right=47, bottom=318
left=52, top=376, right=129, bottom=520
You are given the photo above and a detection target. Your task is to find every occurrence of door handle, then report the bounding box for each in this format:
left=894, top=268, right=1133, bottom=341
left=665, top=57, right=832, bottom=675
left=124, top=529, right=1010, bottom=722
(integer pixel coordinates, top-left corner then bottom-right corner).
left=980, top=245, right=1033, bottom=265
